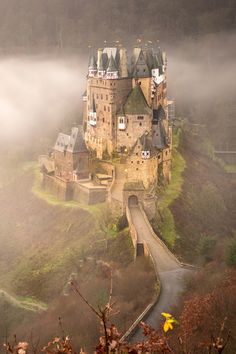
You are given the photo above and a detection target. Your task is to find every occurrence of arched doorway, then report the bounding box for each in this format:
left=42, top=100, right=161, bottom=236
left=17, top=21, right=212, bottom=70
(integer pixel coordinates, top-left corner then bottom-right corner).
left=128, top=195, right=139, bottom=207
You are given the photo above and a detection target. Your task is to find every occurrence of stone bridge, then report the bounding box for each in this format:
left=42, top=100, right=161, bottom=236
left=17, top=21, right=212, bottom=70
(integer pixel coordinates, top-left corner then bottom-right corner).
left=123, top=201, right=192, bottom=341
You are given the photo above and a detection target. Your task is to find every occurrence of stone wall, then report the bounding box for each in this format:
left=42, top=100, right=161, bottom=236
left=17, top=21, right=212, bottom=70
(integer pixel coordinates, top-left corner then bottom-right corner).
left=54, top=150, right=89, bottom=181
left=126, top=154, right=158, bottom=189
left=125, top=206, right=137, bottom=257
left=116, top=113, right=152, bottom=150
left=73, top=182, right=107, bottom=204
left=123, top=189, right=145, bottom=211
left=85, top=77, right=132, bottom=155
left=42, top=174, right=73, bottom=200
left=42, top=174, right=106, bottom=204
left=162, top=147, right=172, bottom=182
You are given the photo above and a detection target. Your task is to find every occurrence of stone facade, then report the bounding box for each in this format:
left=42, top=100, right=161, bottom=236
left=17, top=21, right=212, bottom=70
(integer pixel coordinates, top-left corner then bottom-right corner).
left=40, top=44, right=173, bottom=206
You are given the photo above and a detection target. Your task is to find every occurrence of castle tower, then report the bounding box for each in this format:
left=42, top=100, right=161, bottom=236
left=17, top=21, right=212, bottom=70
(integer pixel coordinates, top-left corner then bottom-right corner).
left=83, top=44, right=171, bottom=181
left=88, top=53, right=97, bottom=77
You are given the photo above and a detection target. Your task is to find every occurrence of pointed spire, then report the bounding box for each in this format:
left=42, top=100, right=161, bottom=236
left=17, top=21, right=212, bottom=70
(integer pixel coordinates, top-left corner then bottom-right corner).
left=88, top=54, right=97, bottom=70
left=107, top=54, right=118, bottom=72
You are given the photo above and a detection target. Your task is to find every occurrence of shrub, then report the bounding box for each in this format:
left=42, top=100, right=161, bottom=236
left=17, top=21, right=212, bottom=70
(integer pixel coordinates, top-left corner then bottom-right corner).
left=225, top=238, right=236, bottom=266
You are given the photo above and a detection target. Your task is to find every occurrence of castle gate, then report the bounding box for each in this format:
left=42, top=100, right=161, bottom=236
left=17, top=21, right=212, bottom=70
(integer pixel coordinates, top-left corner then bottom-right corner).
left=128, top=195, right=139, bottom=206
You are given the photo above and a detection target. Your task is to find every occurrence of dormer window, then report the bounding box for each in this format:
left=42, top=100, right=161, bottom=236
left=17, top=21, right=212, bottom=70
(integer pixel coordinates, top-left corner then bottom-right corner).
left=89, top=111, right=97, bottom=126
left=118, top=116, right=126, bottom=130
left=98, top=70, right=105, bottom=78
left=141, top=150, right=150, bottom=159
left=106, top=71, right=118, bottom=79
left=88, top=69, right=97, bottom=77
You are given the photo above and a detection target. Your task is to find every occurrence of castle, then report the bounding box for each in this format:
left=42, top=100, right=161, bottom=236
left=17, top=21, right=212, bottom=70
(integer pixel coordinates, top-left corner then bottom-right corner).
left=40, top=44, right=173, bottom=208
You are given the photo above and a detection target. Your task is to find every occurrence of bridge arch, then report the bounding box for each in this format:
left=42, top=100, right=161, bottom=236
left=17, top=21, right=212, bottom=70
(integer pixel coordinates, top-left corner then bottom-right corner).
left=128, top=195, right=139, bottom=206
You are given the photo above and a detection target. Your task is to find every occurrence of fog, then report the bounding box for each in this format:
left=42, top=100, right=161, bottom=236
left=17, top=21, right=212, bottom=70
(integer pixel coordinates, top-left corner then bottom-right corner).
left=167, top=31, right=236, bottom=108
left=0, top=55, right=87, bottom=148
left=0, top=31, right=235, bottom=156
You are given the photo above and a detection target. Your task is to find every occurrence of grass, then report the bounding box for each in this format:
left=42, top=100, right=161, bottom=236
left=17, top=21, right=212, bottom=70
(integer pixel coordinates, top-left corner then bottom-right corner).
left=223, top=164, right=236, bottom=173
left=32, top=165, right=105, bottom=216
left=155, top=129, right=186, bottom=247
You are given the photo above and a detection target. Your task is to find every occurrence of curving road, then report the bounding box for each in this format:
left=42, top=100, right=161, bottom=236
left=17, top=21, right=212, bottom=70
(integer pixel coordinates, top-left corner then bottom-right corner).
left=129, top=205, right=192, bottom=341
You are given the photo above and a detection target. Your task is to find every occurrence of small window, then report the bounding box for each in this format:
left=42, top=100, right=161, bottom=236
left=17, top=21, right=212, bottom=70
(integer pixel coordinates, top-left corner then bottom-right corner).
left=104, top=106, right=106, bottom=111
left=131, top=161, right=133, bottom=163
left=103, top=118, right=105, bottom=123
left=166, top=151, right=168, bottom=155
left=136, top=168, right=139, bottom=171
left=137, top=116, right=144, bottom=120
left=139, top=122, right=142, bottom=126
left=127, top=133, right=129, bottom=136
left=137, top=161, right=140, bottom=164
left=158, top=155, right=161, bottom=159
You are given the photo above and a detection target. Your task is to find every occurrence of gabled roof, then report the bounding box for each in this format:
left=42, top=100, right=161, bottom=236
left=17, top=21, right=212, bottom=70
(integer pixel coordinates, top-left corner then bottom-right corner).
left=131, top=48, right=150, bottom=77
left=153, top=105, right=166, bottom=123
left=124, top=84, right=152, bottom=115
left=103, top=47, right=119, bottom=62
left=139, top=132, right=152, bottom=151
left=152, top=120, right=168, bottom=149
left=98, top=52, right=108, bottom=71
left=107, top=54, right=118, bottom=72
left=54, top=126, right=87, bottom=153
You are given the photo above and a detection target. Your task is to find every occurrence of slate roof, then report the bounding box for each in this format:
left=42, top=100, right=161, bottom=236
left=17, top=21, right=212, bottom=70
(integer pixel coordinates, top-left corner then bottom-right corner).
left=130, top=46, right=164, bottom=76
left=124, top=84, right=152, bottom=115
left=54, top=126, right=87, bottom=153
left=153, top=105, right=166, bottom=124
left=103, top=47, right=119, bottom=62
left=98, top=52, right=108, bottom=71
left=107, top=54, right=118, bottom=72
left=88, top=54, right=97, bottom=69
left=139, top=132, right=152, bottom=151
left=152, top=120, right=168, bottom=149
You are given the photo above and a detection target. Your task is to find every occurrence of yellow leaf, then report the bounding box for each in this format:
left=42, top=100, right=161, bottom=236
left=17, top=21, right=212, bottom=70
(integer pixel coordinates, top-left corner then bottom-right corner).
left=161, top=312, right=172, bottom=318
left=163, top=321, right=170, bottom=332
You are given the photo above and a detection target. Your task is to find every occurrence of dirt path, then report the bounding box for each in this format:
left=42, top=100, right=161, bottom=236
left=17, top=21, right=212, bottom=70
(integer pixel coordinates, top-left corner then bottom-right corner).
left=0, top=289, right=47, bottom=312
left=110, top=163, right=127, bottom=203
left=129, top=205, right=191, bottom=341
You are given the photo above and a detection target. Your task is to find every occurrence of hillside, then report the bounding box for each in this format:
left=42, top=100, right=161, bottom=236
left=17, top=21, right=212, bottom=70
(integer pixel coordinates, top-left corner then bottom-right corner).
left=0, top=161, right=157, bottom=350
left=0, top=0, right=235, bottom=52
